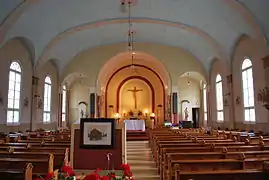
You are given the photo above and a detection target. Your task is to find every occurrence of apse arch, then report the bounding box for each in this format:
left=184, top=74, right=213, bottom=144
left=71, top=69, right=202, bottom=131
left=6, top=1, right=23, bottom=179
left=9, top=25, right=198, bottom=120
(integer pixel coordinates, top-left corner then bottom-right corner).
left=104, top=64, right=166, bottom=118
left=116, top=76, right=155, bottom=113
left=97, top=51, right=171, bottom=94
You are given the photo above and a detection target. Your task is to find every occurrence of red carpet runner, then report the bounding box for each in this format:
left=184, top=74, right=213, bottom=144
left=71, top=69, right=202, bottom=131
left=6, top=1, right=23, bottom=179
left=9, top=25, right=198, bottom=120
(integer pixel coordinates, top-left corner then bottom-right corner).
left=126, top=130, right=148, bottom=141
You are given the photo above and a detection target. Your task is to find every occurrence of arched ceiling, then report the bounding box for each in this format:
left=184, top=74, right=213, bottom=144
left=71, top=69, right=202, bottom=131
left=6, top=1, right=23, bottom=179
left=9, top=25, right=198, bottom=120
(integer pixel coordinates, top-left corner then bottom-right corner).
left=0, top=0, right=268, bottom=74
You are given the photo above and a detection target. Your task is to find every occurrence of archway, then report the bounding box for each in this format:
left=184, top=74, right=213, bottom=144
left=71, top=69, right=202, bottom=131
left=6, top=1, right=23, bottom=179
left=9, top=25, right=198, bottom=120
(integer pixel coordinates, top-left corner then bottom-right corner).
left=178, top=71, right=206, bottom=127
left=117, top=76, right=155, bottom=114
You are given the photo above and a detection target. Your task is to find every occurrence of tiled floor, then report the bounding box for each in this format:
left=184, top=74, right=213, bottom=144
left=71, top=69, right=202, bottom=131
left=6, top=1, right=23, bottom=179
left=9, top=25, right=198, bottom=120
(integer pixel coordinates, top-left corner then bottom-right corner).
left=127, top=141, right=160, bottom=180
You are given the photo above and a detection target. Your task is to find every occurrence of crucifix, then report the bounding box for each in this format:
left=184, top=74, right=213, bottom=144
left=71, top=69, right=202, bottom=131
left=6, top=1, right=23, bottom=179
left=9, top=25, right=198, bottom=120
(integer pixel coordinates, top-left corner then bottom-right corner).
left=128, top=86, right=143, bottom=109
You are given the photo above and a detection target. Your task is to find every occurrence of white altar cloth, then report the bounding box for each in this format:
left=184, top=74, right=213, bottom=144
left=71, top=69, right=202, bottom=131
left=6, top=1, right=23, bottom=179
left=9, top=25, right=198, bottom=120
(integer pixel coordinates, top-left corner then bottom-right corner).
left=124, top=120, right=146, bottom=131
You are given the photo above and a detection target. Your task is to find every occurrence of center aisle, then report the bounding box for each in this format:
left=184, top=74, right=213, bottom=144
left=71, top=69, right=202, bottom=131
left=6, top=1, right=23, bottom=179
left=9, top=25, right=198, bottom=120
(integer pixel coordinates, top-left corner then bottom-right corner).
left=127, top=141, right=160, bottom=180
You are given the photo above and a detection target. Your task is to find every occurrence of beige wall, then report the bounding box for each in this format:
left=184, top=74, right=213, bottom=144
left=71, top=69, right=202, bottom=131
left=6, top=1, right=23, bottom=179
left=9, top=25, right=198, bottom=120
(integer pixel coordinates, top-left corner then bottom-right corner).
left=120, top=79, right=152, bottom=114
left=0, top=38, right=33, bottom=132
left=209, top=59, right=232, bottom=129
left=34, top=60, right=59, bottom=130
left=1, top=36, right=268, bottom=132
left=178, top=77, right=201, bottom=121
left=0, top=38, right=59, bottom=132
left=209, top=36, right=269, bottom=132
left=231, top=36, right=268, bottom=132
left=62, top=43, right=207, bottom=87
left=63, top=43, right=206, bottom=126
left=69, top=78, right=91, bottom=123
left=106, top=67, right=165, bottom=124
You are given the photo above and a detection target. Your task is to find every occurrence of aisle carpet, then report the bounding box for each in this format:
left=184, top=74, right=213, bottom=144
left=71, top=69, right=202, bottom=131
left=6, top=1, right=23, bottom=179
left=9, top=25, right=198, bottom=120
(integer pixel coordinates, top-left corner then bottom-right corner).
left=126, top=130, right=148, bottom=141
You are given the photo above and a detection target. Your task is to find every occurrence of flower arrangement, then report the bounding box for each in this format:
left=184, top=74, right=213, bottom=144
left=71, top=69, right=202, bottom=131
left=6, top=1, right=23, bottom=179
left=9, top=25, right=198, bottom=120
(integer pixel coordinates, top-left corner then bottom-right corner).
left=33, top=164, right=76, bottom=180
left=83, top=164, right=133, bottom=180
left=137, top=110, right=142, bottom=116
left=128, top=110, right=134, bottom=116
left=34, top=164, right=134, bottom=180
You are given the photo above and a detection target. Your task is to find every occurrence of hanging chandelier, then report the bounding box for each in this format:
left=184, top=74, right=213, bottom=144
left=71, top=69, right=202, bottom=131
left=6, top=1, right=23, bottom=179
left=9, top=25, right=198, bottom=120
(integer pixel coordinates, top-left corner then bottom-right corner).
left=125, top=0, right=136, bottom=70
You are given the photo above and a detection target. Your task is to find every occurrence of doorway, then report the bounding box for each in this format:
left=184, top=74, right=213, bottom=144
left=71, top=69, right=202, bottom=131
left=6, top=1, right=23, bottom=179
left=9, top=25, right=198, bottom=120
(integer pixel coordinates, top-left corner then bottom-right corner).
left=192, top=108, right=200, bottom=128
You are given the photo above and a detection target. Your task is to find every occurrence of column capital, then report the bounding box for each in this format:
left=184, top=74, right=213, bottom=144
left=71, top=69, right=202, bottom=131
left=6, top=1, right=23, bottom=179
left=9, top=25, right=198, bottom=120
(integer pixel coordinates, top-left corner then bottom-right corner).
left=89, top=86, right=96, bottom=93
left=172, top=86, right=178, bottom=93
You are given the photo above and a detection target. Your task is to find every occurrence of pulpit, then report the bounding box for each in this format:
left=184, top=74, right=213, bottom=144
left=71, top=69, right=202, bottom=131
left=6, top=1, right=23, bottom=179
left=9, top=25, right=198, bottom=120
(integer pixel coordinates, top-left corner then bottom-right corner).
left=70, top=123, right=126, bottom=170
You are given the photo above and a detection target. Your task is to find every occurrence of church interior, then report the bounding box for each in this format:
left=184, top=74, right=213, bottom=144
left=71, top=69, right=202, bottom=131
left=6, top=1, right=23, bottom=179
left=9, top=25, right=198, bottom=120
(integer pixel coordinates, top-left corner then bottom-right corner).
left=0, top=0, right=269, bottom=180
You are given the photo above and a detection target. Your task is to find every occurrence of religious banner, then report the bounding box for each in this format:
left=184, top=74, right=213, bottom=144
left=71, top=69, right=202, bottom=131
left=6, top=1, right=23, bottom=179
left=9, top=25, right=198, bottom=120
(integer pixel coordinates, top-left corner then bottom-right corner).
left=172, top=93, right=178, bottom=123
left=90, top=93, right=95, bottom=118
left=167, top=94, right=172, bottom=121
left=97, top=95, right=100, bottom=117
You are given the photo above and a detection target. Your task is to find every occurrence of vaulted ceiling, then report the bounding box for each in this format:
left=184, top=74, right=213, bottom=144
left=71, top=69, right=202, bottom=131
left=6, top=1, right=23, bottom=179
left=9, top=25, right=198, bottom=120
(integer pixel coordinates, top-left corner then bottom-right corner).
left=0, top=0, right=268, bottom=74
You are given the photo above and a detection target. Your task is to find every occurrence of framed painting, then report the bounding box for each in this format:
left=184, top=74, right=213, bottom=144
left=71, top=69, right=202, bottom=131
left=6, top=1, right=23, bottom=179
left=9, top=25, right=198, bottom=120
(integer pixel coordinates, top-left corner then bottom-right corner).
left=80, top=118, right=115, bottom=149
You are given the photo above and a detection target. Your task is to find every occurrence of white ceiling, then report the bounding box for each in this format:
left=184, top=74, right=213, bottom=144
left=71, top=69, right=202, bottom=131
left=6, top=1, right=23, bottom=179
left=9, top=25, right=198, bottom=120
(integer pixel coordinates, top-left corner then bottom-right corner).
left=0, top=0, right=268, bottom=73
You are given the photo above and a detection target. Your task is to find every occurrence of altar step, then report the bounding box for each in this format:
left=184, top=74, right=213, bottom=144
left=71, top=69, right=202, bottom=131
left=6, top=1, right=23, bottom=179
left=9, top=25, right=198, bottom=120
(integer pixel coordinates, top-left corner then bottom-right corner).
left=127, top=131, right=148, bottom=141
left=127, top=141, right=159, bottom=180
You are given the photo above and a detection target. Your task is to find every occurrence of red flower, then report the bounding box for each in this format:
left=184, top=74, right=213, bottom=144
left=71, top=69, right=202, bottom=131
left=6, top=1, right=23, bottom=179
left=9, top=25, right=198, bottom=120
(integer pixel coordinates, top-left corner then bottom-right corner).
left=120, top=164, right=130, bottom=172
left=44, top=172, right=54, bottom=180
left=101, top=176, right=109, bottom=180
left=83, top=171, right=101, bottom=180
left=61, top=165, right=75, bottom=176
left=124, top=169, right=133, bottom=177
left=109, top=173, right=116, bottom=179
left=95, top=168, right=102, bottom=173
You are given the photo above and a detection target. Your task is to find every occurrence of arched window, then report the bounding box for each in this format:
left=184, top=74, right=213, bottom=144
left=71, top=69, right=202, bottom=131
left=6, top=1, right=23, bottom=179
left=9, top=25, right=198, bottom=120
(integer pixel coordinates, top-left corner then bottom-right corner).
left=7, top=62, right=22, bottom=124
left=216, top=74, right=224, bottom=121
left=203, top=84, right=207, bottom=122
left=242, top=58, right=255, bottom=122
left=62, top=85, right=67, bottom=122
left=43, top=76, right=52, bottom=123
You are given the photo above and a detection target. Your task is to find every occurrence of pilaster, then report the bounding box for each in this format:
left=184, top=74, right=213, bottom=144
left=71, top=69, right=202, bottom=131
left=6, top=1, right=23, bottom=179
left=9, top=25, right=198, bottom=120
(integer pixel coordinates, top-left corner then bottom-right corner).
left=30, top=76, right=39, bottom=130
left=172, top=86, right=179, bottom=123
left=89, top=87, right=97, bottom=118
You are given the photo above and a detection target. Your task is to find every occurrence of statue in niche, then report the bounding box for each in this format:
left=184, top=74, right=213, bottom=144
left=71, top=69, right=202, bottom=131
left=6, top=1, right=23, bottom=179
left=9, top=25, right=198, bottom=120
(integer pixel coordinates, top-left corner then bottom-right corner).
left=80, top=109, right=84, bottom=118
left=184, top=107, right=189, bottom=121
left=78, top=101, right=87, bottom=120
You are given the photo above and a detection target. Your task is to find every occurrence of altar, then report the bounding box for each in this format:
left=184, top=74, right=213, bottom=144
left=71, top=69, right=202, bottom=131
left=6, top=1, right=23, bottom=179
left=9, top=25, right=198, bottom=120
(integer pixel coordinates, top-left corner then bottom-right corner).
left=124, top=119, right=146, bottom=131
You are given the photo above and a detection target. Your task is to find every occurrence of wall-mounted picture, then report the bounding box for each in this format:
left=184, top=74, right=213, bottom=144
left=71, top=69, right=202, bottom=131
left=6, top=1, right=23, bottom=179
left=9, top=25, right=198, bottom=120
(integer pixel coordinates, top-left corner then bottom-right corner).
left=80, top=118, right=115, bottom=149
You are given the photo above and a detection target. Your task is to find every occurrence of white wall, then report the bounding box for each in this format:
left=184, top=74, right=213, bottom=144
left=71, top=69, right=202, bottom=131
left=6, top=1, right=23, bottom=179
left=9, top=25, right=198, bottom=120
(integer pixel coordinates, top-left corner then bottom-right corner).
left=178, top=77, right=201, bottom=121
left=0, top=38, right=33, bottom=132
left=69, top=78, right=91, bottom=124
left=0, top=38, right=59, bottom=132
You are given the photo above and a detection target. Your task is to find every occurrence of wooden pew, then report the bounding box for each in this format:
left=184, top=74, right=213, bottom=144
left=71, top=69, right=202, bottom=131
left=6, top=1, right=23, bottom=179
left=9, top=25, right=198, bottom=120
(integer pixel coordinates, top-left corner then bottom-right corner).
left=168, top=157, right=269, bottom=180
left=164, top=151, right=269, bottom=179
left=149, top=128, right=269, bottom=180
left=0, top=153, right=54, bottom=180
left=0, top=142, right=70, bottom=147
left=175, top=169, right=269, bottom=180
left=0, top=146, right=67, bottom=153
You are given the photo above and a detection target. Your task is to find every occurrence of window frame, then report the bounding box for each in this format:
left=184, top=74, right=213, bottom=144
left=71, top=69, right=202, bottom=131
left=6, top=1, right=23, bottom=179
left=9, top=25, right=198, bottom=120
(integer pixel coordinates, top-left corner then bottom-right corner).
left=43, top=76, right=52, bottom=123
left=241, top=58, right=255, bottom=123
left=215, top=74, right=224, bottom=122
left=7, top=61, right=22, bottom=125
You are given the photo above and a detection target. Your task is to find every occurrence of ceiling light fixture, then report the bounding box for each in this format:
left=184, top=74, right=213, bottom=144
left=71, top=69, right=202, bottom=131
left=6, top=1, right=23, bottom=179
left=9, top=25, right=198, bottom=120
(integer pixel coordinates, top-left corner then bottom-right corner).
left=125, top=0, right=138, bottom=73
